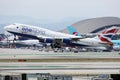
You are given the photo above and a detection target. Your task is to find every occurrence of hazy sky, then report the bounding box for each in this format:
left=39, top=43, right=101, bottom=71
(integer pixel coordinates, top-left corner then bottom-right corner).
left=0, top=0, right=119, bottom=22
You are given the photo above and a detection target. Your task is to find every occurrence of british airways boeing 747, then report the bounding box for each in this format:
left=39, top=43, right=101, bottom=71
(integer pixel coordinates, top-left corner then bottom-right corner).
left=4, top=23, right=116, bottom=49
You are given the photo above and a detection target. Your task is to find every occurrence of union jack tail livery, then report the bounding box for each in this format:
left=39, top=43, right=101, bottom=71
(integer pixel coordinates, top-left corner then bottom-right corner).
left=98, top=34, right=113, bottom=46
left=72, top=32, right=79, bottom=36
left=100, top=26, right=119, bottom=40
left=98, top=27, right=119, bottom=46
left=102, top=26, right=119, bottom=34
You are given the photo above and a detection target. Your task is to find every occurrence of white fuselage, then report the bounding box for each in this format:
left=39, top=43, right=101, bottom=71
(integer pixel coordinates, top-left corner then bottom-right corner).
left=74, top=37, right=107, bottom=47
left=4, top=23, right=110, bottom=49
left=4, top=23, right=80, bottom=39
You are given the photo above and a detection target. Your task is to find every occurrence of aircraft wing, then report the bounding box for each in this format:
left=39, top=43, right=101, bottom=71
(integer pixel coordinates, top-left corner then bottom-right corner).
left=37, top=36, right=83, bottom=43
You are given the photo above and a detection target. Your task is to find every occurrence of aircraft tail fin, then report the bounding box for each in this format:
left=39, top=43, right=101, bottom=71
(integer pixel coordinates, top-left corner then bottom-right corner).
left=98, top=34, right=113, bottom=46
left=102, top=26, right=119, bottom=34
left=0, top=34, right=7, bottom=41
left=97, top=26, right=119, bottom=46
left=67, top=26, right=81, bottom=36
left=101, top=26, right=119, bottom=39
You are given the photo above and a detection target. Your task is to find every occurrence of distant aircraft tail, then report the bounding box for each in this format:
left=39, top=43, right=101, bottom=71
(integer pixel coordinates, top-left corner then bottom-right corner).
left=102, top=26, right=119, bottom=34
left=97, top=34, right=113, bottom=46
left=97, top=26, right=119, bottom=46
left=0, top=34, right=7, bottom=41
left=101, top=26, right=119, bottom=38
left=0, top=32, right=29, bottom=42
left=67, top=26, right=81, bottom=36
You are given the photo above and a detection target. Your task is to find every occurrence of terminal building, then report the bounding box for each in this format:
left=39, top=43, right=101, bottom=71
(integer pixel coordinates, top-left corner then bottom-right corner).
left=62, top=17, right=120, bottom=34
left=62, top=17, right=120, bottom=40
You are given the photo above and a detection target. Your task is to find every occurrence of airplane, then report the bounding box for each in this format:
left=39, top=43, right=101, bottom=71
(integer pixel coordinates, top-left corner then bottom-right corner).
left=0, top=32, right=17, bottom=46
left=4, top=23, right=115, bottom=50
left=14, top=39, right=43, bottom=47
left=112, top=40, right=120, bottom=51
left=0, top=32, right=43, bottom=47
left=4, top=23, right=82, bottom=47
left=67, top=26, right=119, bottom=51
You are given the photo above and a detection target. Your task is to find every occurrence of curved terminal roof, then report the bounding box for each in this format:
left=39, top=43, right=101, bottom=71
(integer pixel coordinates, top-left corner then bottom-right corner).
left=62, top=17, right=120, bottom=34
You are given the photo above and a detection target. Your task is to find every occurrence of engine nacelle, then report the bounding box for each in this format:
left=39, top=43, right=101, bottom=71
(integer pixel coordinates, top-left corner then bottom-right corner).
left=45, top=38, right=54, bottom=43
left=39, top=38, right=71, bottom=43
left=62, top=38, right=71, bottom=43
left=39, top=38, right=54, bottom=43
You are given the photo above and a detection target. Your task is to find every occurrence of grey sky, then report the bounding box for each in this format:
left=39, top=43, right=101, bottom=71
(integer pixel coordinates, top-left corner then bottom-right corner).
left=0, top=0, right=119, bottom=22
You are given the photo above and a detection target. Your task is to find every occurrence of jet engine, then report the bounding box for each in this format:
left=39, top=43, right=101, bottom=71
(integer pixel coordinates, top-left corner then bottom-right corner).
left=39, top=38, right=54, bottom=43
left=62, top=38, right=71, bottom=43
